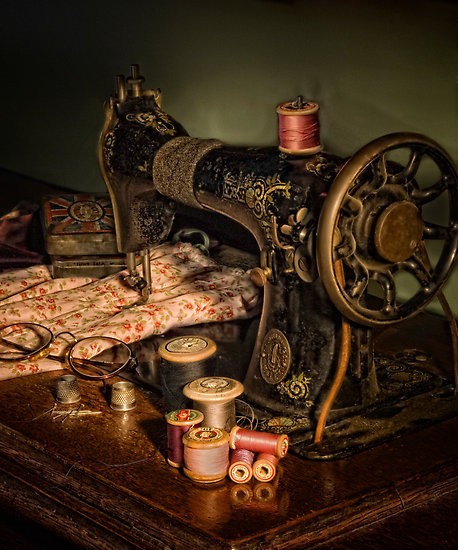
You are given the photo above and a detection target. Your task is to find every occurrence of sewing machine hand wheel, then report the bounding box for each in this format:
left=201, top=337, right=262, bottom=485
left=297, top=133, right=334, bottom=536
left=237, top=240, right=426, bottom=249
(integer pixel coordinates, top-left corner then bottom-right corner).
left=317, top=132, right=458, bottom=327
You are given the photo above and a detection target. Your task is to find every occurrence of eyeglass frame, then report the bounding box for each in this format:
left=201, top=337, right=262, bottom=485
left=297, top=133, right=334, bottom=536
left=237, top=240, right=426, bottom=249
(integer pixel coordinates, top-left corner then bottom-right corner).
left=0, top=322, right=138, bottom=381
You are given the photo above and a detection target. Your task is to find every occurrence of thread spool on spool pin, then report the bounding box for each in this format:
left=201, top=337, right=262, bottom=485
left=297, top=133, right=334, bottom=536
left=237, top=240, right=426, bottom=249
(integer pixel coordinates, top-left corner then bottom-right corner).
left=183, top=376, right=244, bottom=431
left=182, top=426, right=230, bottom=484
left=277, top=95, right=322, bottom=156
left=165, top=408, right=204, bottom=468
left=158, top=335, right=217, bottom=411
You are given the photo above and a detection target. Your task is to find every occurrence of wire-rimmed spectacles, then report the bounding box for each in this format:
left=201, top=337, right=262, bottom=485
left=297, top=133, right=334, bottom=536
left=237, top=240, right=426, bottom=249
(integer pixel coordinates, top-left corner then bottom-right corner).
left=0, top=322, right=138, bottom=381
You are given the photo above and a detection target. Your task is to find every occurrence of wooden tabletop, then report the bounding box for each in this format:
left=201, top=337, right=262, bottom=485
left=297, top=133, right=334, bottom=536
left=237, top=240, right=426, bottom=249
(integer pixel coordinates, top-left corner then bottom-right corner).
left=0, top=359, right=456, bottom=549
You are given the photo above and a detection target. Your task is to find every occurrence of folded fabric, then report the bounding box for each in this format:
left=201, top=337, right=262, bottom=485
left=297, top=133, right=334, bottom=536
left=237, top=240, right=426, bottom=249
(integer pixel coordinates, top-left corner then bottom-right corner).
left=0, top=242, right=261, bottom=379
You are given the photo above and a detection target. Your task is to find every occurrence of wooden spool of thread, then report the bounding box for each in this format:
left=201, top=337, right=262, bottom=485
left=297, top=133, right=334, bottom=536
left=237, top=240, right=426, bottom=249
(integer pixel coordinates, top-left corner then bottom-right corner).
left=182, top=426, right=230, bottom=484
left=183, top=376, right=244, bottom=431
left=228, top=448, right=255, bottom=484
left=253, top=453, right=279, bottom=482
left=158, top=335, right=217, bottom=411
left=165, top=408, right=204, bottom=468
left=277, top=96, right=322, bottom=156
left=229, top=426, right=289, bottom=459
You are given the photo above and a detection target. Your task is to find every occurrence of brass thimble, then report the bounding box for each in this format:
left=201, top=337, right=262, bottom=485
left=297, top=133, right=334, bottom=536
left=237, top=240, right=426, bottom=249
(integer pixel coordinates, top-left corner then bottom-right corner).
left=110, top=381, right=136, bottom=411
left=56, top=374, right=81, bottom=404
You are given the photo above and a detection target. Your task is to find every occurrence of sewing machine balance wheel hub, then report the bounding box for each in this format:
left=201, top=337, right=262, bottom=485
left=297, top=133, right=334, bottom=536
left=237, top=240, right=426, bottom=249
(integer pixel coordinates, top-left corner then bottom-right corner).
left=316, top=132, right=458, bottom=327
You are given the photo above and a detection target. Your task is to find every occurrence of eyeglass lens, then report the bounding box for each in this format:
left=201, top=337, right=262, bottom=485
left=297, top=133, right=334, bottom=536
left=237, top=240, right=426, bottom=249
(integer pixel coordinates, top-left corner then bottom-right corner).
left=68, top=336, right=133, bottom=379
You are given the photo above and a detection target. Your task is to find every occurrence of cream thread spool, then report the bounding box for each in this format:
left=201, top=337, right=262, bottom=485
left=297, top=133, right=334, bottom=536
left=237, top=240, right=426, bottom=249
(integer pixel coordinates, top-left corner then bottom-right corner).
left=110, top=381, right=136, bottom=411
left=165, top=408, right=204, bottom=468
left=183, top=376, right=244, bottom=431
left=55, top=374, right=81, bottom=404
left=158, top=335, right=217, bottom=411
left=182, top=426, right=229, bottom=484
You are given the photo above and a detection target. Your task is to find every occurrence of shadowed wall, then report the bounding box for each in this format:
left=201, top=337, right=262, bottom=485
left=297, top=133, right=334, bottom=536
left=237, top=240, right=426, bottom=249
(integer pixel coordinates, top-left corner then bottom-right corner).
left=0, top=0, right=456, bottom=312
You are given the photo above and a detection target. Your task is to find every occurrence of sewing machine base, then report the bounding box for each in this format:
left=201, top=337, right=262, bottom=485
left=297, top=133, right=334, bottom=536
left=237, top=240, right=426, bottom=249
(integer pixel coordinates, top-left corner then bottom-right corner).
left=293, top=384, right=457, bottom=460
left=260, top=343, right=456, bottom=460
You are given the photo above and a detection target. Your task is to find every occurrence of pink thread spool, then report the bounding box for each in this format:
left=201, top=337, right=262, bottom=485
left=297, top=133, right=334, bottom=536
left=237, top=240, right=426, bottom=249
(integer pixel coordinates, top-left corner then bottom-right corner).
left=228, top=448, right=255, bottom=484
left=165, top=409, right=204, bottom=468
left=277, top=96, right=322, bottom=156
left=253, top=453, right=279, bottom=482
left=182, top=426, right=229, bottom=484
left=229, top=426, right=289, bottom=459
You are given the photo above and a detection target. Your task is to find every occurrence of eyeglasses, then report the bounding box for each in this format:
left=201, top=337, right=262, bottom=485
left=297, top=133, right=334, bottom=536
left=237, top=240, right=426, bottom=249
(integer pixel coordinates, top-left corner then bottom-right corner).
left=0, top=322, right=138, bottom=381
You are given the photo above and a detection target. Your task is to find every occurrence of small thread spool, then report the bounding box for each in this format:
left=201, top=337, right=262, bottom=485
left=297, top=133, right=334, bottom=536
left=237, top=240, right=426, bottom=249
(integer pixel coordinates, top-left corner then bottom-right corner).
left=229, top=426, right=289, bottom=459
left=183, top=376, right=244, bottom=431
left=277, top=96, right=322, bottom=156
left=158, top=335, right=217, bottom=411
left=165, top=408, right=204, bottom=468
left=110, top=381, right=136, bottom=411
left=228, top=448, right=255, bottom=484
left=55, top=374, right=81, bottom=404
left=182, top=426, right=229, bottom=484
left=253, top=453, right=279, bottom=482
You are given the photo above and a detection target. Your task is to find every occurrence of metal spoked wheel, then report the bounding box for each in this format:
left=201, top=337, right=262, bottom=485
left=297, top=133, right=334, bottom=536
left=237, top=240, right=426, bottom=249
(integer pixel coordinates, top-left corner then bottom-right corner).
left=317, top=132, right=458, bottom=326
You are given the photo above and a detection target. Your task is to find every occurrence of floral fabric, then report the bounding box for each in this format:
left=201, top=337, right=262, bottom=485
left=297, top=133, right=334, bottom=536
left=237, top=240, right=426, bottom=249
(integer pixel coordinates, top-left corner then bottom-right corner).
left=0, top=242, right=260, bottom=379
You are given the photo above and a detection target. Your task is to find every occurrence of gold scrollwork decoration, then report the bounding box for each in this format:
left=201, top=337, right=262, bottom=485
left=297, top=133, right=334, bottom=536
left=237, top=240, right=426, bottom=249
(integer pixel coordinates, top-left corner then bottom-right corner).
left=277, top=372, right=313, bottom=407
left=222, top=172, right=291, bottom=222
left=126, top=112, right=177, bottom=136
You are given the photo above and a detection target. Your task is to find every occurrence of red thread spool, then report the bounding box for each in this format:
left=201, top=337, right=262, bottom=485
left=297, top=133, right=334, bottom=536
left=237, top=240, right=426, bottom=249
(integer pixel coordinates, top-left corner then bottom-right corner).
left=165, top=409, right=204, bottom=468
left=182, top=426, right=230, bottom=483
left=229, top=426, right=289, bottom=458
left=228, top=448, right=255, bottom=484
left=253, top=453, right=279, bottom=482
left=277, top=96, right=322, bottom=156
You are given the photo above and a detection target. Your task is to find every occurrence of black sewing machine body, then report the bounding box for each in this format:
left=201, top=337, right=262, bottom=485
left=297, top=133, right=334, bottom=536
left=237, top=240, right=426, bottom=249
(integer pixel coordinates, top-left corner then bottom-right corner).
left=98, top=66, right=458, bottom=458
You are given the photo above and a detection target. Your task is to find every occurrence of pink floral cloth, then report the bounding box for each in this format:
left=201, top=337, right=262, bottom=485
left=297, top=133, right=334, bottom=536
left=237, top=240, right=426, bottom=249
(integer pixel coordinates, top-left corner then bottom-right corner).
left=0, top=242, right=260, bottom=379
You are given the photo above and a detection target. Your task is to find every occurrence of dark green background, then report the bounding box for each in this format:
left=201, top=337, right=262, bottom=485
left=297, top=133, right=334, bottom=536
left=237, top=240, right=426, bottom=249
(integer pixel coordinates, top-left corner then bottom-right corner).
left=0, top=0, right=456, bottom=312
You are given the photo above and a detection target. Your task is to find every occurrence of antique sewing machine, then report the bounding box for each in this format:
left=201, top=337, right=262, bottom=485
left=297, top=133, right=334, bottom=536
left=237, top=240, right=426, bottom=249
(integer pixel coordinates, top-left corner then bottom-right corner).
left=98, top=65, right=458, bottom=458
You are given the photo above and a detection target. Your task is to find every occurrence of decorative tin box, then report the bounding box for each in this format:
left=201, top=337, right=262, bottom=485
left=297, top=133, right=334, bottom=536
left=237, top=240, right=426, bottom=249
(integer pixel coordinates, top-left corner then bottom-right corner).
left=42, top=194, right=126, bottom=278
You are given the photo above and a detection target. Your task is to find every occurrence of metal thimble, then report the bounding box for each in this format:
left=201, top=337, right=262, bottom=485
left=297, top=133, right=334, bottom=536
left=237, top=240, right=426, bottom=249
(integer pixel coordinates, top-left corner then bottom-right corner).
left=56, top=374, right=81, bottom=404
left=110, top=381, right=136, bottom=411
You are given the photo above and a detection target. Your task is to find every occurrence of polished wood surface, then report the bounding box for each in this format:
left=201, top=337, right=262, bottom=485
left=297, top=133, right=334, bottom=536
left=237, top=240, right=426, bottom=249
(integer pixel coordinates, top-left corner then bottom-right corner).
left=0, top=316, right=457, bottom=549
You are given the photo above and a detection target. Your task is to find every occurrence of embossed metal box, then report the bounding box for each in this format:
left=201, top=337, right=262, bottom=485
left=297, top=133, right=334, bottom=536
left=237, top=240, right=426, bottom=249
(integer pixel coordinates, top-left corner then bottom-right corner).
left=42, top=194, right=126, bottom=278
